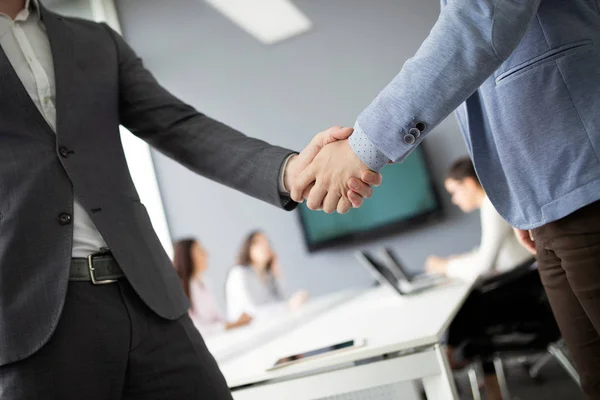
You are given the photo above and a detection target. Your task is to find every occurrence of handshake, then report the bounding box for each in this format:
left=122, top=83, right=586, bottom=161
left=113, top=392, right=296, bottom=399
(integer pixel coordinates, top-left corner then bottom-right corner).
left=283, top=126, right=384, bottom=214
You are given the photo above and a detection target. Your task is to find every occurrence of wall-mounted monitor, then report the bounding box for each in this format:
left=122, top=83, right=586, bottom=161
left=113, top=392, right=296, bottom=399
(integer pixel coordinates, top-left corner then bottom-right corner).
left=297, top=146, right=442, bottom=252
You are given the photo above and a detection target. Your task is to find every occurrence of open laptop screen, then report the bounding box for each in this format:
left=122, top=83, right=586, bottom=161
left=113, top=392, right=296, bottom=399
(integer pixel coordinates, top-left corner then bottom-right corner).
left=354, top=251, right=405, bottom=295
left=381, top=248, right=420, bottom=282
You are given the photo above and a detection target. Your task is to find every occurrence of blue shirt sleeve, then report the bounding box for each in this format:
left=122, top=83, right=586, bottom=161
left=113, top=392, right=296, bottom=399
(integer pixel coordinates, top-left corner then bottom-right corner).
left=349, top=122, right=390, bottom=171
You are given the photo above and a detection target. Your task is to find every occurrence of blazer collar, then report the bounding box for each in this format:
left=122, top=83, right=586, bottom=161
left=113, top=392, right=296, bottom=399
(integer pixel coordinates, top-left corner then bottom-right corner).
left=40, top=6, right=77, bottom=140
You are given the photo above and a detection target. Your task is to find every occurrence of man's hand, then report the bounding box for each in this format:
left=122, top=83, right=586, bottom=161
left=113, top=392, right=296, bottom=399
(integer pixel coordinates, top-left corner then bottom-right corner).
left=284, top=127, right=380, bottom=213
left=513, top=228, right=537, bottom=255
left=425, top=255, right=449, bottom=275
left=290, top=139, right=371, bottom=214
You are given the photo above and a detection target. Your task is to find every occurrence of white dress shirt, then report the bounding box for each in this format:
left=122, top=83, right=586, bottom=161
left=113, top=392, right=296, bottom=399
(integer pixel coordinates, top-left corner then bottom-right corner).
left=446, top=196, right=532, bottom=281
left=0, top=0, right=108, bottom=257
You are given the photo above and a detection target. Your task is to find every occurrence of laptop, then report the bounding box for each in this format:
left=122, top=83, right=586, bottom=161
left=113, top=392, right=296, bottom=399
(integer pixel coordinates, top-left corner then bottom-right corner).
left=354, top=251, right=409, bottom=295
left=378, top=248, right=450, bottom=292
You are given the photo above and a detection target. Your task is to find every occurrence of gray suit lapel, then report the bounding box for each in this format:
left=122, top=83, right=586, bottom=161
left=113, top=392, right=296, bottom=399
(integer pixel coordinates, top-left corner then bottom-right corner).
left=40, top=6, right=76, bottom=141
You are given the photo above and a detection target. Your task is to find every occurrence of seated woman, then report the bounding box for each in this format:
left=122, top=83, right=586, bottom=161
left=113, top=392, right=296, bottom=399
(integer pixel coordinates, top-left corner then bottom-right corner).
left=173, top=238, right=252, bottom=336
left=226, top=231, right=309, bottom=321
left=425, top=157, right=534, bottom=400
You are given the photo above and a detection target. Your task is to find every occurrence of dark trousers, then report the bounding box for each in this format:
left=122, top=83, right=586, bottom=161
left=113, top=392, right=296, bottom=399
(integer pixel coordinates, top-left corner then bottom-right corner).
left=447, top=265, right=544, bottom=374
left=533, top=200, right=600, bottom=399
left=0, top=280, right=233, bottom=400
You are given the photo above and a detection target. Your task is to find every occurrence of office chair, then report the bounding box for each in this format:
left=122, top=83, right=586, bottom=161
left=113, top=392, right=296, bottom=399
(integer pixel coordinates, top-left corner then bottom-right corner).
left=460, top=263, right=579, bottom=400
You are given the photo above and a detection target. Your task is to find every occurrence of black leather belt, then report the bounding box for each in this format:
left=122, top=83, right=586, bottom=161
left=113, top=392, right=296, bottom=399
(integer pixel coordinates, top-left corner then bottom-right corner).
left=70, top=252, right=124, bottom=284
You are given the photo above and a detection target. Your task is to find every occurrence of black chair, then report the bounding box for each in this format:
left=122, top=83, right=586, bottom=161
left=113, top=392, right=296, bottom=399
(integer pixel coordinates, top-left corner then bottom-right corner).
left=461, top=263, right=579, bottom=399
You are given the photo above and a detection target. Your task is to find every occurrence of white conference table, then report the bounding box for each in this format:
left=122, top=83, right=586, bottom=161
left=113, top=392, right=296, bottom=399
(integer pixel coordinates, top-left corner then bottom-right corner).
left=205, top=288, right=364, bottom=363
left=220, top=279, right=475, bottom=400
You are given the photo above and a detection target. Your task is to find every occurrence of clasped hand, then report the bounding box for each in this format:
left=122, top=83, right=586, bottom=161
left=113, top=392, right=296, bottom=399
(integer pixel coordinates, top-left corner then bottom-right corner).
left=284, top=127, right=382, bottom=214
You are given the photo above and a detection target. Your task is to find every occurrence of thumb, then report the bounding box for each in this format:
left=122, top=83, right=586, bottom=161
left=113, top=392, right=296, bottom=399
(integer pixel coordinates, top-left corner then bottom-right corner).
left=296, top=127, right=353, bottom=175
left=327, top=127, right=354, bottom=142
left=313, top=126, right=353, bottom=147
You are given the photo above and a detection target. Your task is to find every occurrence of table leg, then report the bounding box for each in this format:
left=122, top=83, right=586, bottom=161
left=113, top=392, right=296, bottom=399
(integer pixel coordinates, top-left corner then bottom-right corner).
left=422, top=344, right=458, bottom=400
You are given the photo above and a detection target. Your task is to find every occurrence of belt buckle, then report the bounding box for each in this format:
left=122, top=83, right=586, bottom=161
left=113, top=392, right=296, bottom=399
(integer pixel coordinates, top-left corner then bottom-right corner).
left=87, top=251, right=118, bottom=285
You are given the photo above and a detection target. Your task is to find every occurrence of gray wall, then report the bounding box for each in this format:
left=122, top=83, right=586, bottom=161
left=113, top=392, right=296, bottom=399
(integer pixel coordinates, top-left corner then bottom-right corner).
left=42, top=0, right=93, bottom=19
left=116, top=0, right=481, bottom=308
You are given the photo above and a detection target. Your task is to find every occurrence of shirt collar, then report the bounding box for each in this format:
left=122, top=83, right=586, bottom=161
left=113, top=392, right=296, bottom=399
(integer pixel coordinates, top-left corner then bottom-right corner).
left=13, top=0, right=41, bottom=22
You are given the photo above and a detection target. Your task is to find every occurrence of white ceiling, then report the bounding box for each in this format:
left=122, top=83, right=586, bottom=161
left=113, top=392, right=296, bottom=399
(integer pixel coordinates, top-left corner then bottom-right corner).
left=204, top=0, right=312, bottom=44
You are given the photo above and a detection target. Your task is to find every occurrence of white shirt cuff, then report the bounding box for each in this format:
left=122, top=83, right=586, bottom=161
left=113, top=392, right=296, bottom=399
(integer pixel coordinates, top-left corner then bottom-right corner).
left=278, top=154, right=296, bottom=194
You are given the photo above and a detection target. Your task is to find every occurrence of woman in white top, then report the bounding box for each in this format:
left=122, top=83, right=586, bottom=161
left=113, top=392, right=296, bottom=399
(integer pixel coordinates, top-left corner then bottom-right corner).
left=173, top=239, right=252, bottom=336
left=425, top=158, right=534, bottom=400
left=226, top=231, right=309, bottom=321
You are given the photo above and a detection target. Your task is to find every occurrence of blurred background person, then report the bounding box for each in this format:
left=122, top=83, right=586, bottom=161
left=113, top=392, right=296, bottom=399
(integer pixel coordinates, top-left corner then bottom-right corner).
left=226, top=231, right=309, bottom=321
left=425, top=158, right=536, bottom=400
left=425, top=157, right=531, bottom=280
left=173, top=238, right=252, bottom=336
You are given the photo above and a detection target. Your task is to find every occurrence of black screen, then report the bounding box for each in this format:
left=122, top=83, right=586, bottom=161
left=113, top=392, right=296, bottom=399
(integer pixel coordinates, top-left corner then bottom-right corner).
left=298, top=147, right=442, bottom=252
left=274, top=340, right=357, bottom=366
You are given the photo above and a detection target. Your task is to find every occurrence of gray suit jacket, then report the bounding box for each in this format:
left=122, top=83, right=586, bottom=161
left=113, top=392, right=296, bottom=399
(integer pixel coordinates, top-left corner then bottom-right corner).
left=0, top=7, right=295, bottom=366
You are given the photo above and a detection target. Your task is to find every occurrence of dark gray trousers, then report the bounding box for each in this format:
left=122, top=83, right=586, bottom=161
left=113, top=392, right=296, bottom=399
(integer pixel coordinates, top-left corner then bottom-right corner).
left=0, top=280, right=233, bottom=400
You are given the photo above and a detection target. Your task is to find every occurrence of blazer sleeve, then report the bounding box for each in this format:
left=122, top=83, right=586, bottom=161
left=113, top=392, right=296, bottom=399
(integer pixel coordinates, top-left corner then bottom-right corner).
left=351, top=0, right=542, bottom=168
left=102, top=24, right=296, bottom=210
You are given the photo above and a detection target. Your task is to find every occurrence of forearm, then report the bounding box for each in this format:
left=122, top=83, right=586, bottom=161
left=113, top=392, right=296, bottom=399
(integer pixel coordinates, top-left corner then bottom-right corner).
left=351, top=0, right=541, bottom=169
left=104, top=23, right=296, bottom=209
left=145, top=115, right=296, bottom=208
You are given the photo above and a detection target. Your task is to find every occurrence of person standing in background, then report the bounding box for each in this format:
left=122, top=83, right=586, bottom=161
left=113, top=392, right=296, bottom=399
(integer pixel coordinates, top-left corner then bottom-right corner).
left=226, top=231, right=309, bottom=321
left=173, top=239, right=252, bottom=336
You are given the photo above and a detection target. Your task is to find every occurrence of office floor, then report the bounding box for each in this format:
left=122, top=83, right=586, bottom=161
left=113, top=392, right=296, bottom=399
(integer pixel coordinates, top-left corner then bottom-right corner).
left=454, top=357, right=584, bottom=400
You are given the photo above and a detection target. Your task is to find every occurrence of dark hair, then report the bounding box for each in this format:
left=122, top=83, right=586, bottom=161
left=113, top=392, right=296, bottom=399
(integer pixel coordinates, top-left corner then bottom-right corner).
left=236, top=230, right=273, bottom=271
left=446, top=157, right=480, bottom=185
left=173, top=238, right=197, bottom=301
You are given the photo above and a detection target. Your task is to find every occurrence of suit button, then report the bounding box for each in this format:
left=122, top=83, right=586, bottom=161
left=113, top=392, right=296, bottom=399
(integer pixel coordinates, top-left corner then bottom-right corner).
left=59, top=147, right=70, bottom=158
left=58, top=213, right=72, bottom=225
left=415, top=122, right=427, bottom=132
left=403, top=133, right=416, bottom=145
left=408, top=127, right=421, bottom=139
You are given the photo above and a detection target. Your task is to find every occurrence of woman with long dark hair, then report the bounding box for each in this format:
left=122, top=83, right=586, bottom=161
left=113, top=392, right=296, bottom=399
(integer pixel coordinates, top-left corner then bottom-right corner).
left=225, top=231, right=308, bottom=321
left=173, top=238, right=252, bottom=335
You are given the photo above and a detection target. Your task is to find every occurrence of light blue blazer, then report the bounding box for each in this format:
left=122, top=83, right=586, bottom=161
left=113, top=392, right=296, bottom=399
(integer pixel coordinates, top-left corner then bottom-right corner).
left=351, top=0, right=600, bottom=229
